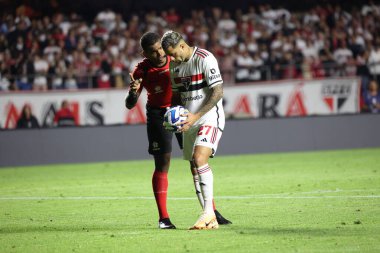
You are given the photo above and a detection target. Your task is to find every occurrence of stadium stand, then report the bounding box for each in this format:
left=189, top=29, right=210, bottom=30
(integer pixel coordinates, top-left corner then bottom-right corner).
left=0, top=1, right=379, bottom=92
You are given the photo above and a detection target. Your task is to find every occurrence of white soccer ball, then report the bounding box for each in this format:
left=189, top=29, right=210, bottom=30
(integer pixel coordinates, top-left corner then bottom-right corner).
left=164, top=106, right=188, bottom=132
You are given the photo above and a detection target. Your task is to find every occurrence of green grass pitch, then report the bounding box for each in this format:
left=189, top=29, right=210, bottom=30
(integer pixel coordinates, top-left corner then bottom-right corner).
left=0, top=148, right=379, bottom=253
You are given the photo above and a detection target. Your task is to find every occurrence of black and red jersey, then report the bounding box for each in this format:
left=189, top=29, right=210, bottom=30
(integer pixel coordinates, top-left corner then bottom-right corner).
left=132, top=56, right=172, bottom=108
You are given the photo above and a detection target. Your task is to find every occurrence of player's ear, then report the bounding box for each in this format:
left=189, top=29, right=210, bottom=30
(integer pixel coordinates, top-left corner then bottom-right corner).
left=180, top=42, right=186, bottom=51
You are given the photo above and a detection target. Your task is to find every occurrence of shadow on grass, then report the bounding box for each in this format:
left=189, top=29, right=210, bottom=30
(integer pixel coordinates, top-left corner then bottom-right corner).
left=0, top=224, right=160, bottom=234
left=2, top=224, right=372, bottom=236
left=231, top=226, right=366, bottom=237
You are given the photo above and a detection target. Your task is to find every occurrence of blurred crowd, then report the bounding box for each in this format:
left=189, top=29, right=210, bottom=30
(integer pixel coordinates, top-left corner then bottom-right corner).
left=1, top=2, right=380, bottom=92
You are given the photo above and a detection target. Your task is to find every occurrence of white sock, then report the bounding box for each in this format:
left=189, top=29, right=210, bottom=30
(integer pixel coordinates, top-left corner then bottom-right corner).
left=196, top=164, right=214, bottom=214
left=193, top=174, right=204, bottom=209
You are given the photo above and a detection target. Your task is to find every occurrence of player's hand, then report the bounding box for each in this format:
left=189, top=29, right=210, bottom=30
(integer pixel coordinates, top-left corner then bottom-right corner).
left=163, top=121, right=180, bottom=132
left=178, top=111, right=199, bottom=132
left=129, top=73, right=142, bottom=93
left=163, top=121, right=174, bottom=132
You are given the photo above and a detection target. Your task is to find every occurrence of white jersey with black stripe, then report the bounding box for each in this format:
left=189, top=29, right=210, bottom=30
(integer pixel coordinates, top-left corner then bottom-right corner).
left=169, top=47, right=225, bottom=130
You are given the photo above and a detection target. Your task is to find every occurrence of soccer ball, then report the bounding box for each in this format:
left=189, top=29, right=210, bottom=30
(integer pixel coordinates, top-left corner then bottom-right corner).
left=164, top=106, right=188, bottom=132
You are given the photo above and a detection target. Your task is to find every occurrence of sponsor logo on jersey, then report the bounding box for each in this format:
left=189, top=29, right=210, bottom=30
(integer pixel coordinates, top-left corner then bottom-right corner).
left=209, top=74, right=221, bottom=81
left=209, top=68, right=221, bottom=81
left=183, top=94, right=203, bottom=102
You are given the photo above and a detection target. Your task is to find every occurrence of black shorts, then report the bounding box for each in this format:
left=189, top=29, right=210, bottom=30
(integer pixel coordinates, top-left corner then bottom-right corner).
left=146, top=106, right=183, bottom=155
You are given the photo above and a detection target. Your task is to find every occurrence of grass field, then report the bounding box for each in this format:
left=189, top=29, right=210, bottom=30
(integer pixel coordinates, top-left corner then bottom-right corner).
left=0, top=148, right=379, bottom=253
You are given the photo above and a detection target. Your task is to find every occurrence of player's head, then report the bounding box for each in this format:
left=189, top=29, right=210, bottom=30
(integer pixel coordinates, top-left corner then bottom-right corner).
left=140, top=32, right=167, bottom=67
left=161, top=31, right=190, bottom=62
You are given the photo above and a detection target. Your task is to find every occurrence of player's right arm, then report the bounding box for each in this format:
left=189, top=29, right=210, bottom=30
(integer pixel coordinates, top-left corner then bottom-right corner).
left=125, top=73, right=143, bottom=109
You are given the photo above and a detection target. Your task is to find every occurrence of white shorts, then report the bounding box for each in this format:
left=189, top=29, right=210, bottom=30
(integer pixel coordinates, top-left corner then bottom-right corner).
left=182, top=123, right=223, bottom=161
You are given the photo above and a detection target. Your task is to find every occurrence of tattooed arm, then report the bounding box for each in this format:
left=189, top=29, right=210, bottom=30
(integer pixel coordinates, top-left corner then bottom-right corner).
left=195, top=84, right=223, bottom=118
left=181, top=84, right=223, bottom=132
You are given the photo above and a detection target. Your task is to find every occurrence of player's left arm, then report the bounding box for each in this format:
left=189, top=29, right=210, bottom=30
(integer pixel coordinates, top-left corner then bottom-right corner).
left=194, top=84, right=223, bottom=118
left=182, top=85, right=222, bottom=131
left=196, top=53, right=223, bottom=119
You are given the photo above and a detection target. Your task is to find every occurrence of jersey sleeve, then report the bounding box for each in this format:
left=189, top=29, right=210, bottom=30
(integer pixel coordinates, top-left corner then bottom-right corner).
left=203, top=54, right=223, bottom=88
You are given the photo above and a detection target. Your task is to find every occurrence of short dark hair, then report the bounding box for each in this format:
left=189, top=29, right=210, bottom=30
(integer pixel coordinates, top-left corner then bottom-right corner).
left=161, top=31, right=183, bottom=51
left=140, top=32, right=161, bottom=51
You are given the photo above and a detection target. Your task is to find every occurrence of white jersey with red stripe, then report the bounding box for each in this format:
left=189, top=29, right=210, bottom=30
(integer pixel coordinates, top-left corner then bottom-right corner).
left=169, top=47, right=225, bottom=131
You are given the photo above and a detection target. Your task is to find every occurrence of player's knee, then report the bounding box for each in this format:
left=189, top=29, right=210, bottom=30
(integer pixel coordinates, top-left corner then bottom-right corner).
left=189, top=161, right=197, bottom=175
left=154, top=153, right=171, bottom=172
left=192, top=153, right=208, bottom=168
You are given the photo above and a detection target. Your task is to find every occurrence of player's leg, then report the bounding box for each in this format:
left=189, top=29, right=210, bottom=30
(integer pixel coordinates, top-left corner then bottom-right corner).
left=192, top=146, right=214, bottom=215
left=189, top=160, right=232, bottom=225
left=182, top=132, right=232, bottom=224
left=183, top=127, right=218, bottom=229
left=189, top=145, right=219, bottom=229
left=189, top=160, right=204, bottom=208
left=187, top=124, right=231, bottom=229
left=152, top=153, right=175, bottom=229
left=181, top=130, right=204, bottom=207
left=147, top=107, right=175, bottom=229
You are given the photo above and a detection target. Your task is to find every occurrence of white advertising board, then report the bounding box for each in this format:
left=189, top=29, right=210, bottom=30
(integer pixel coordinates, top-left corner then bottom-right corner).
left=0, top=77, right=360, bottom=129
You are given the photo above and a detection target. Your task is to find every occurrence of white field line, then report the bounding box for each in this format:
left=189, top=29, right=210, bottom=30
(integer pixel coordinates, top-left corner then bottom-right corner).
left=1, top=196, right=379, bottom=201
left=0, top=189, right=379, bottom=201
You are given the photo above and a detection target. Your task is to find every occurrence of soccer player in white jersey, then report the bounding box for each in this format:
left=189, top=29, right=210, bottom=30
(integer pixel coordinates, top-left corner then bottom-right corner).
left=161, top=31, right=226, bottom=230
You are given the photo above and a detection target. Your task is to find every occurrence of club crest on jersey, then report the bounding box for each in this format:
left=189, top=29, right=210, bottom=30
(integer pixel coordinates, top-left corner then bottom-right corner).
left=154, top=86, right=163, bottom=94
left=181, top=77, right=192, bottom=90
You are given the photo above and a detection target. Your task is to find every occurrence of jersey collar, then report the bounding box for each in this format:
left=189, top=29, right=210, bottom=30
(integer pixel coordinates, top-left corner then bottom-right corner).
left=188, top=46, right=197, bottom=61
